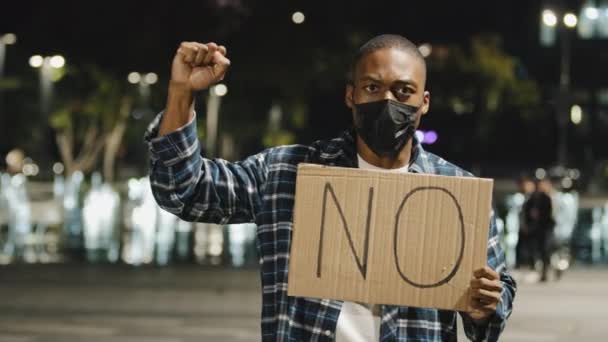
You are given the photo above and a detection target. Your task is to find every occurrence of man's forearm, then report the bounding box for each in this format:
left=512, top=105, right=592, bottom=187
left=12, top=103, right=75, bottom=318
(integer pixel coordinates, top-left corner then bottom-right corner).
left=159, top=81, right=195, bottom=136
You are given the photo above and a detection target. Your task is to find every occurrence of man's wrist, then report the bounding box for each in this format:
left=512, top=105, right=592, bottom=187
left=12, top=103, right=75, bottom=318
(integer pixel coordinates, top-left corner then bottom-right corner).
left=167, top=81, right=194, bottom=113
left=159, top=81, right=195, bottom=136
left=470, top=314, right=491, bottom=327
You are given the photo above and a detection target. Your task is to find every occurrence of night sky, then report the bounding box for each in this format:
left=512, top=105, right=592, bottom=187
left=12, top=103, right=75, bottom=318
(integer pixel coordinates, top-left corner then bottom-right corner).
left=1, top=0, right=607, bottom=177
left=3, top=1, right=548, bottom=75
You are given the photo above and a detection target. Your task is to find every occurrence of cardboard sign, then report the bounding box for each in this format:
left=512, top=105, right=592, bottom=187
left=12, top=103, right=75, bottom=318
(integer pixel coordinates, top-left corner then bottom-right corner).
left=288, top=163, right=493, bottom=311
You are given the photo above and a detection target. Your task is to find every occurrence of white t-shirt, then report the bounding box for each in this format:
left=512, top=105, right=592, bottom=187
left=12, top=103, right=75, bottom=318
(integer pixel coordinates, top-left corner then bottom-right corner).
left=335, top=155, right=409, bottom=342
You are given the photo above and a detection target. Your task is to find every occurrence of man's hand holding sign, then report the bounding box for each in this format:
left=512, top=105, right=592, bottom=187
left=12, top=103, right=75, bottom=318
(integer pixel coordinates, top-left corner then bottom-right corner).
left=469, top=266, right=503, bottom=322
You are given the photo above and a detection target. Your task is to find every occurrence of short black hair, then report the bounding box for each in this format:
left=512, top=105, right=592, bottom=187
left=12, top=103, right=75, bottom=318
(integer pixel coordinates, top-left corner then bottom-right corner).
left=348, top=34, right=426, bottom=84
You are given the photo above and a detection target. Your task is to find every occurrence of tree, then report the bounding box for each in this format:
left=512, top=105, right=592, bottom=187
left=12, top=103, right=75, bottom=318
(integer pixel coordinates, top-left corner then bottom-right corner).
left=424, top=34, right=543, bottom=165
left=50, top=67, right=133, bottom=181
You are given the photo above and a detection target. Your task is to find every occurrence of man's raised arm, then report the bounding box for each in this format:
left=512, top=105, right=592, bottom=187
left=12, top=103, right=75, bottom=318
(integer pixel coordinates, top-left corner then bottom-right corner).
left=145, top=41, right=268, bottom=224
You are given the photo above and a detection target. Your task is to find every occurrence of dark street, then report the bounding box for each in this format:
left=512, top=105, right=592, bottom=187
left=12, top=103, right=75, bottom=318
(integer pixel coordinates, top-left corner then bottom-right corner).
left=1, top=265, right=607, bottom=341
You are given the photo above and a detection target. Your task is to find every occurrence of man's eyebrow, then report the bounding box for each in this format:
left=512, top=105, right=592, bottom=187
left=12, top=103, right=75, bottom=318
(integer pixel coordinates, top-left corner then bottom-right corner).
left=394, top=79, right=418, bottom=89
left=358, top=75, right=418, bottom=87
left=358, top=74, right=382, bottom=82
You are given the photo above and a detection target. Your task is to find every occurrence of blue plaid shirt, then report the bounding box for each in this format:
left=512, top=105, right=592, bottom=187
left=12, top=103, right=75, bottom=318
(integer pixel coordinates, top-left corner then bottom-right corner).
left=145, top=113, right=516, bottom=341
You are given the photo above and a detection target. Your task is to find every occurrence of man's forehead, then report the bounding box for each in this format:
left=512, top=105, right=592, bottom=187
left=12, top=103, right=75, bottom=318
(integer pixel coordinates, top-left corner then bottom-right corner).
left=355, top=48, right=426, bottom=82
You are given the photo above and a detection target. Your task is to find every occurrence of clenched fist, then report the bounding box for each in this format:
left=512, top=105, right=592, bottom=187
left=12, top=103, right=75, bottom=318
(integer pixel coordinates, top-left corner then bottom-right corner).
left=171, top=41, right=231, bottom=91
left=159, top=41, right=231, bottom=136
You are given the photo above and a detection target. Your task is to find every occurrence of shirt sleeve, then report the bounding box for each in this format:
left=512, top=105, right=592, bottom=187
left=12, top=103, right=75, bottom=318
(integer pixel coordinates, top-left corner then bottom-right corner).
left=460, top=211, right=517, bottom=342
left=144, top=111, right=269, bottom=224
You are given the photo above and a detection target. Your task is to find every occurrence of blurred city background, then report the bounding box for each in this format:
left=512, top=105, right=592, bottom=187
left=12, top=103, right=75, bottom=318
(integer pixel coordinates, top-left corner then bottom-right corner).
left=1, top=0, right=608, bottom=341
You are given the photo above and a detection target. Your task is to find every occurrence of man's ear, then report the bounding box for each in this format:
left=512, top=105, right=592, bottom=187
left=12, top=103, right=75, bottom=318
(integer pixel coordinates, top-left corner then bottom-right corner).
left=345, top=84, right=354, bottom=109
left=421, top=90, right=431, bottom=116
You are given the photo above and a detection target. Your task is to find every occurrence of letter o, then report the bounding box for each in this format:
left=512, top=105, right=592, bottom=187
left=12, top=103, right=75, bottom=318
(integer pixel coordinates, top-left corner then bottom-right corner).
left=393, top=187, right=465, bottom=288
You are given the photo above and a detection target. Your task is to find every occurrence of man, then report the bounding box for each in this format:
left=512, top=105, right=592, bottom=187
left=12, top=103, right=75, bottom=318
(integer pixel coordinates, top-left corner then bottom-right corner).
left=524, top=179, right=555, bottom=282
left=1, top=149, right=32, bottom=259
left=512, top=176, right=535, bottom=269
left=146, top=34, right=516, bottom=341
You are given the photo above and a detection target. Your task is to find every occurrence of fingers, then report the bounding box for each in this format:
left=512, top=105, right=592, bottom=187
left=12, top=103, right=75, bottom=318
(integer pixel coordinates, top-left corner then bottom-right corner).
left=218, top=45, right=227, bottom=56
left=193, top=43, right=208, bottom=65
left=472, top=288, right=501, bottom=302
left=211, top=52, right=231, bottom=80
left=469, top=266, right=502, bottom=315
left=174, top=41, right=230, bottom=87
left=470, top=288, right=500, bottom=312
left=470, top=277, right=502, bottom=292
left=177, top=42, right=198, bottom=64
left=203, top=42, right=218, bottom=64
left=177, top=42, right=227, bottom=67
left=473, top=266, right=499, bottom=280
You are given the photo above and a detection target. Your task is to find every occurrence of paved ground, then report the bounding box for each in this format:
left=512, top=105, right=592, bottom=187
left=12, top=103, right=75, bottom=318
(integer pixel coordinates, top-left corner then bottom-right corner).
left=0, top=264, right=607, bottom=341
left=495, top=267, right=608, bottom=342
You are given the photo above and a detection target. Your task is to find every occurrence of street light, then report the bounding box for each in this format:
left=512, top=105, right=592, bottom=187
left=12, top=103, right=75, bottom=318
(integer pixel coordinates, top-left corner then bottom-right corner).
left=418, top=43, right=432, bottom=58
left=0, top=33, right=17, bottom=45
left=291, top=11, right=305, bottom=24
left=206, top=83, right=228, bottom=157
left=0, top=33, right=17, bottom=77
left=29, top=55, right=65, bottom=70
left=563, top=13, right=578, bottom=28
left=570, top=105, right=583, bottom=125
left=543, top=9, right=558, bottom=27
left=127, top=72, right=141, bottom=84
left=0, top=33, right=17, bottom=74
left=540, top=8, right=581, bottom=166
left=29, top=55, right=44, bottom=68
left=578, top=3, right=605, bottom=39
left=584, top=7, right=599, bottom=20
left=0, top=33, right=17, bottom=120
left=127, top=72, right=158, bottom=118
left=127, top=71, right=158, bottom=86
left=49, top=55, right=65, bottom=69
left=29, top=54, right=66, bottom=118
left=127, top=71, right=157, bottom=96
left=212, top=83, right=228, bottom=97
left=144, top=72, right=158, bottom=85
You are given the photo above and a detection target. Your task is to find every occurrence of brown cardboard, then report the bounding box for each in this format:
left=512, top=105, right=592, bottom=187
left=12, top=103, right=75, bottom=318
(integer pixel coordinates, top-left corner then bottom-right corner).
left=287, top=163, right=493, bottom=311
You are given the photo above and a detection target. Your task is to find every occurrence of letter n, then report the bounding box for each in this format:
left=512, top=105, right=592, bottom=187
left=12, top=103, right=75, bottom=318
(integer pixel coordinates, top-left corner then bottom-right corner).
left=316, top=182, right=373, bottom=279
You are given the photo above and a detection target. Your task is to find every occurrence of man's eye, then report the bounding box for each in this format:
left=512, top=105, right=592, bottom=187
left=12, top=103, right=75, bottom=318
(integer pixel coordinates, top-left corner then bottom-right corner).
left=396, top=87, right=413, bottom=95
left=364, top=84, right=379, bottom=92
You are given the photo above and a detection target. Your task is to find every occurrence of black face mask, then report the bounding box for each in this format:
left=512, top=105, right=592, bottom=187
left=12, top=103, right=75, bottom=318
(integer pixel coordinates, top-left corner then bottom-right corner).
left=353, top=99, right=419, bottom=158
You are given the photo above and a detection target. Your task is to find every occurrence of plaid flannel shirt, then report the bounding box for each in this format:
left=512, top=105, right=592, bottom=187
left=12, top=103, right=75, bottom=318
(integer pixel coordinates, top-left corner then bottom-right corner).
left=145, top=113, right=516, bottom=341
